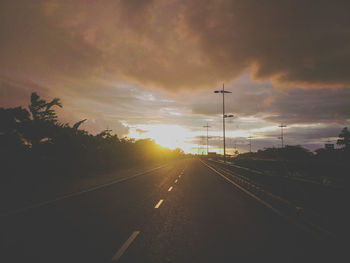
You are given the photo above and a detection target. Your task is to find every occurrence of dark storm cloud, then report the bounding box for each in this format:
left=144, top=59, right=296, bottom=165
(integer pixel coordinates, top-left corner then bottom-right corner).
left=190, top=77, right=274, bottom=116
left=257, top=125, right=344, bottom=142
left=264, top=87, right=350, bottom=124
left=183, top=0, right=350, bottom=85
left=2, top=0, right=350, bottom=93
left=0, top=0, right=214, bottom=91
left=0, top=76, right=51, bottom=107
left=1, top=0, right=349, bottom=150
left=191, top=78, right=350, bottom=125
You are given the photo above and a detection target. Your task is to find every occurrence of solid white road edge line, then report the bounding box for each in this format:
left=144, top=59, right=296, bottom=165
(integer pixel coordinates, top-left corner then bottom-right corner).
left=155, top=199, right=164, bottom=208
left=112, top=231, right=140, bottom=261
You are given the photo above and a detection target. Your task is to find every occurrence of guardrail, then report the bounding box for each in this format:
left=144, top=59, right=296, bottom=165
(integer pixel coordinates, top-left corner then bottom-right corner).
left=200, top=158, right=336, bottom=240
left=206, top=158, right=343, bottom=189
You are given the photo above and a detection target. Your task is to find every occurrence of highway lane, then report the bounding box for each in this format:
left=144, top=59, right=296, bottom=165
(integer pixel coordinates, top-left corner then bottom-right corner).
left=0, top=159, right=341, bottom=262
left=120, top=159, right=340, bottom=262
left=0, top=161, right=185, bottom=263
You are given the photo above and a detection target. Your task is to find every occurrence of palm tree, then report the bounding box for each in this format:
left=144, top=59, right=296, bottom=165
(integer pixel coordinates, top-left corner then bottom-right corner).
left=25, top=92, right=62, bottom=148
left=29, top=92, right=62, bottom=122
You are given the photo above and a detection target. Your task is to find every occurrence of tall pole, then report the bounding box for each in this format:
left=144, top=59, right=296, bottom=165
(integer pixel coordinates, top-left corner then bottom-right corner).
left=248, top=136, right=252, bottom=153
left=200, top=136, right=203, bottom=155
left=223, top=83, right=226, bottom=162
left=203, top=123, right=211, bottom=155
left=201, top=135, right=205, bottom=155
left=197, top=137, right=200, bottom=155
left=214, top=84, right=232, bottom=163
left=279, top=124, right=287, bottom=148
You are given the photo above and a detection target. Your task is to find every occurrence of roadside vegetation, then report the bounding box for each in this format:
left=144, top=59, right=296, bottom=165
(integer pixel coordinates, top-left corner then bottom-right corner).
left=0, top=92, right=186, bottom=183
left=229, top=134, right=349, bottom=186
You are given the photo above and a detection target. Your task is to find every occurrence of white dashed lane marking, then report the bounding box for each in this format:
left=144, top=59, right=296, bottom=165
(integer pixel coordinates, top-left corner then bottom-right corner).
left=112, top=231, right=140, bottom=261
left=154, top=199, right=164, bottom=208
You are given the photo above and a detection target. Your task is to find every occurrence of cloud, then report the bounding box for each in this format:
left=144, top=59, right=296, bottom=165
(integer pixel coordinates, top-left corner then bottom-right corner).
left=190, top=75, right=350, bottom=125
left=263, top=87, right=350, bottom=124
left=135, top=128, right=148, bottom=135
left=1, top=1, right=349, bottom=152
left=192, top=123, right=345, bottom=153
left=82, top=118, right=130, bottom=137
left=251, top=124, right=345, bottom=151
left=2, top=0, right=350, bottom=93
left=183, top=0, right=350, bottom=86
left=0, top=0, right=211, bottom=91
left=0, top=76, right=51, bottom=107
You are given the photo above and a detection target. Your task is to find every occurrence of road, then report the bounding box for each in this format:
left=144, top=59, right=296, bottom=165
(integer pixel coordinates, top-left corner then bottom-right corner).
left=0, top=159, right=343, bottom=262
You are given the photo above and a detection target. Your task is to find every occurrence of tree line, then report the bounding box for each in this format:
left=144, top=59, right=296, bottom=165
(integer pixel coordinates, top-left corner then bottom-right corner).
left=235, top=127, right=349, bottom=161
left=230, top=130, right=349, bottom=184
left=0, top=92, right=186, bottom=182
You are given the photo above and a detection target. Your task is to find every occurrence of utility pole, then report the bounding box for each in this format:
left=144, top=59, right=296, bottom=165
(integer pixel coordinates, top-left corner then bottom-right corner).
left=248, top=136, right=253, bottom=153
left=203, top=123, right=211, bottom=155
left=214, top=83, right=233, bottom=163
left=197, top=137, right=200, bottom=155
left=233, top=140, right=238, bottom=156
left=278, top=124, right=287, bottom=148
left=201, top=135, right=205, bottom=155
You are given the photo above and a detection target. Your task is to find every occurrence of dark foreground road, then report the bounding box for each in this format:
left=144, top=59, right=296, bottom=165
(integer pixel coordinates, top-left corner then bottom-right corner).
left=0, top=159, right=344, bottom=262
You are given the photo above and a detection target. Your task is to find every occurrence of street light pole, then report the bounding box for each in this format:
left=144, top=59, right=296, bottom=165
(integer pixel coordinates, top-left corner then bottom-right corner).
left=248, top=136, right=253, bottom=153
left=203, top=123, right=211, bottom=155
left=223, top=84, right=226, bottom=162
left=201, top=135, right=205, bottom=155
left=214, top=83, right=233, bottom=163
left=278, top=124, right=287, bottom=148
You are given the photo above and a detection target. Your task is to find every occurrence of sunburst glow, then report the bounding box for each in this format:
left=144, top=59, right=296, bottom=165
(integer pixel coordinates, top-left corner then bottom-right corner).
left=129, top=124, right=195, bottom=152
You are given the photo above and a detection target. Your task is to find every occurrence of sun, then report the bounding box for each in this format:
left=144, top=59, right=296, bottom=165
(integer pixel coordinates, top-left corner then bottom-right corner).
left=129, top=124, right=193, bottom=152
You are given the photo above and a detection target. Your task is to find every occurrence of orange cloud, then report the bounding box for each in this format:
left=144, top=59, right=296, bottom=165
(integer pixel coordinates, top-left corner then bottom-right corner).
left=2, top=0, right=350, bottom=94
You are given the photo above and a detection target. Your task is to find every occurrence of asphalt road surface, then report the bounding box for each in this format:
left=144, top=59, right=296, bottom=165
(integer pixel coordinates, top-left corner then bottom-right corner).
left=0, top=159, right=343, bottom=262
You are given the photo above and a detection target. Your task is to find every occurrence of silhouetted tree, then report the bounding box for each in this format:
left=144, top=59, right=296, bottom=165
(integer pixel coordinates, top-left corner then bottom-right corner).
left=24, top=93, right=63, bottom=148
left=72, top=119, right=87, bottom=130
left=238, top=145, right=313, bottom=160
left=29, top=92, right=62, bottom=122
left=1, top=92, right=186, bottom=181
left=337, top=127, right=350, bottom=150
left=0, top=107, right=30, bottom=153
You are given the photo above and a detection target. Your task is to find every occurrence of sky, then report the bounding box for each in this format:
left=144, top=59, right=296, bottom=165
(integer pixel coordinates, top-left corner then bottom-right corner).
left=1, top=0, right=349, bottom=153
